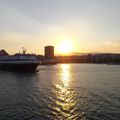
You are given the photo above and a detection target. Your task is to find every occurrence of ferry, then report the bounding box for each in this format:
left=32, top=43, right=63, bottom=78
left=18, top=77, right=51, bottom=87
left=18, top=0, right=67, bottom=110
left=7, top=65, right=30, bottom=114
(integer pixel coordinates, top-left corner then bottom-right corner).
left=0, top=49, right=39, bottom=72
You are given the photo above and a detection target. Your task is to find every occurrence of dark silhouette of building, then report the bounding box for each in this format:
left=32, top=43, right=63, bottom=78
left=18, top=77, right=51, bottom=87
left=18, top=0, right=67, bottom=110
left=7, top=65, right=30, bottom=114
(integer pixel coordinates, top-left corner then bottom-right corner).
left=45, top=46, right=54, bottom=59
left=0, top=49, right=9, bottom=56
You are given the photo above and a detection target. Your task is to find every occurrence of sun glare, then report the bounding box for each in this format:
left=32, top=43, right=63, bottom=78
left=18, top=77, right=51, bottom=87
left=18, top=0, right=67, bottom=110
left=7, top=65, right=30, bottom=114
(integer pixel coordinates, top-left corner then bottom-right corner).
left=58, top=41, right=73, bottom=55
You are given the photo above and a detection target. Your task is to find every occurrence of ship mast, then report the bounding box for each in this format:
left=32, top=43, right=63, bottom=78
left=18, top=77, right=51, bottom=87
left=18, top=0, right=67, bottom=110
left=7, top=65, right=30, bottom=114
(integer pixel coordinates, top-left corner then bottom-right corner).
left=22, top=47, right=27, bottom=54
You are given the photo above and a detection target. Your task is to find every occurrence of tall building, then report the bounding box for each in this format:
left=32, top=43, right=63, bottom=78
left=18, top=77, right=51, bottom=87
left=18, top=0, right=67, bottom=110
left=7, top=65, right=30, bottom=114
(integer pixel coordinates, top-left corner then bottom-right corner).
left=45, top=46, right=54, bottom=59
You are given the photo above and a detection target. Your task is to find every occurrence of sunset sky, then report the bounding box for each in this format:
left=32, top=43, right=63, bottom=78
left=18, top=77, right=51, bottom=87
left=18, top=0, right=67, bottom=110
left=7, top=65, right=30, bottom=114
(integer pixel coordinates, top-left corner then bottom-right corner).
left=0, top=0, right=120, bottom=55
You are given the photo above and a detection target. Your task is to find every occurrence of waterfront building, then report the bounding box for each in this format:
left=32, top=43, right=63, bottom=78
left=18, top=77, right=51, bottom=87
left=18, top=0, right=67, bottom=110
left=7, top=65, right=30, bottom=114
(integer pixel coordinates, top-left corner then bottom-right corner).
left=45, top=46, right=54, bottom=59
left=0, top=49, right=9, bottom=56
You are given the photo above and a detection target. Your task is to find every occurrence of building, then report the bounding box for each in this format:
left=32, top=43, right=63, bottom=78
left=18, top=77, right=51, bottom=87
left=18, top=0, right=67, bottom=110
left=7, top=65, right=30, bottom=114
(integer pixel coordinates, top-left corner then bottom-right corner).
left=45, top=46, right=54, bottom=59
left=0, top=49, right=9, bottom=56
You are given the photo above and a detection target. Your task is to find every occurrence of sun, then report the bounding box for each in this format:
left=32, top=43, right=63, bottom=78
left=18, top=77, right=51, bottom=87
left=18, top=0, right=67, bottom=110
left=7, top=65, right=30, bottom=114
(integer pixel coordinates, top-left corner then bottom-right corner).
left=58, top=41, right=73, bottom=55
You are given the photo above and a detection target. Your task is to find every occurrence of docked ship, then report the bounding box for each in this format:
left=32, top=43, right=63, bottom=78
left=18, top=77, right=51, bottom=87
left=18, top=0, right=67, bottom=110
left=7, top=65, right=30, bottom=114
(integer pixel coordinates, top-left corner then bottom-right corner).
left=0, top=49, right=39, bottom=72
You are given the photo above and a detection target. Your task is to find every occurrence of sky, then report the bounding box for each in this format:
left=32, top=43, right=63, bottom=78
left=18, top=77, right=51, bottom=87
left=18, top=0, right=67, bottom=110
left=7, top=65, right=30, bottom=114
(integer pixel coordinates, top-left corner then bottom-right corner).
left=0, top=0, right=120, bottom=55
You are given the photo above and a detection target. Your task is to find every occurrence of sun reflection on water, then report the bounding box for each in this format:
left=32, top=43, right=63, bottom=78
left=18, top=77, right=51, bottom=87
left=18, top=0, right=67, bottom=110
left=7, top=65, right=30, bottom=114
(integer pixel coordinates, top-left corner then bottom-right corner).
left=48, top=64, right=85, bottom=120
left=61, top=64, right=70, bottom=88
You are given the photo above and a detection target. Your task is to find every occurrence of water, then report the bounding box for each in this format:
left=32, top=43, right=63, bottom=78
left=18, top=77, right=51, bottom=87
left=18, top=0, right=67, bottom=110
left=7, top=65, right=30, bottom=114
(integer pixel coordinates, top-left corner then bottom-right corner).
left=0, top=64, right=120, bottom=120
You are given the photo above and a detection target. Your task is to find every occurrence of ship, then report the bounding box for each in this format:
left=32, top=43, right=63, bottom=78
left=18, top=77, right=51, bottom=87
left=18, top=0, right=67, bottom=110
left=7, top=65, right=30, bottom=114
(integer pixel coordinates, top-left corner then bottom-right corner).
left=0, top=48, right=39, bottom=72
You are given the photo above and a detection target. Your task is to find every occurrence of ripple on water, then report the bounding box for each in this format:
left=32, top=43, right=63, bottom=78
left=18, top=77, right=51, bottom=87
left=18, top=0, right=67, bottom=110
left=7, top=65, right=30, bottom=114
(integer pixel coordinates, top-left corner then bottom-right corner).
left=45, top=84, right=86, bottom=120
left=0, top=64, right=120, bottom=120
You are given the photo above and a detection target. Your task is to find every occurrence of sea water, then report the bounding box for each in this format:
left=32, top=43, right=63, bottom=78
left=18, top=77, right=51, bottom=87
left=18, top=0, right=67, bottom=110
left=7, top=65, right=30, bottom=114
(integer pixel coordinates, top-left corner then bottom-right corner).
left=0, top=64, right=120, bottom=120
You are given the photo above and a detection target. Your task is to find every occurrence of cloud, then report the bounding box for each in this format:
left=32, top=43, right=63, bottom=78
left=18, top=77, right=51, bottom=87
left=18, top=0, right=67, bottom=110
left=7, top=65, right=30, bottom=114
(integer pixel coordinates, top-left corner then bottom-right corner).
left=111, top=40, right=120, bottom=44
left=107, top=40, right=120, bottom=45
